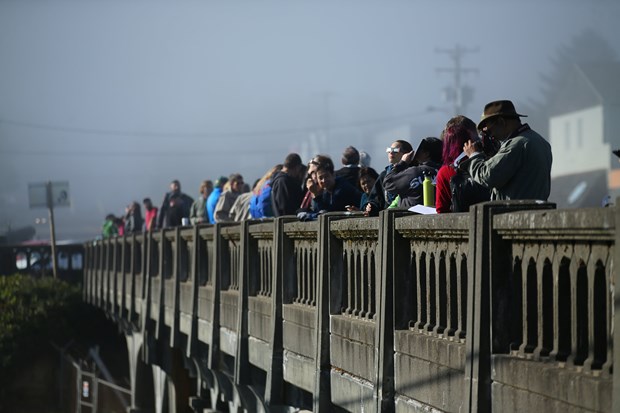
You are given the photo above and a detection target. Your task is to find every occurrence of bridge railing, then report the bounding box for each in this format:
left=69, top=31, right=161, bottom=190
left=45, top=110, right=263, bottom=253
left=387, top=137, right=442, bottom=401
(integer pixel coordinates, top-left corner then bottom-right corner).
left=487, top=206, right=614, bottom=412
left=112, top=236, right=128, bottom=320
left=195, top=225, right=217, bottom=354
left=214, top=223, right=243, bottom=365
left=174, top=227, right=194, bottom=346
left=244, top=220, right=276, bottom=374
left=325, top=214, right=381, bottom=412
left=391, top=212, right=470, bottom=412
left=331, top=216, right=379, bottom=321
left=146, top=231, right=163, bottom=331
left=82, top=200, right=617, bottom=413
left=279, top=219, right=321, bottom=397
left=131, top=233, right=145, bottom=324
left=103, top=237, right=114, bottom=313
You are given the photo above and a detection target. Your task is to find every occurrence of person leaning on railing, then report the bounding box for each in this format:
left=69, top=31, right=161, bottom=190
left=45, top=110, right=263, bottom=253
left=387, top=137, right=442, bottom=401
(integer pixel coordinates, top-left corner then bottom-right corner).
left=363, top=139, right=413, bottom=216
left=310, top=155, right=362, bottom=214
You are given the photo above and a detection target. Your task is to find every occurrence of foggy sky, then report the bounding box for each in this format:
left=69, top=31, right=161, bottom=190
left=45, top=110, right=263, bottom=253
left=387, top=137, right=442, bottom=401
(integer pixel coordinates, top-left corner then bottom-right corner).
left=1, top=0, right=619, bottom=240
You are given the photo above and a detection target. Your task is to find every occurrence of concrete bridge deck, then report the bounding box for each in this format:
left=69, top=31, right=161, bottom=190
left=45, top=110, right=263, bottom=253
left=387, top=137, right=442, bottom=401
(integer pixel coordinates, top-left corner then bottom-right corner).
left=82, top=201, right=617, bottom=412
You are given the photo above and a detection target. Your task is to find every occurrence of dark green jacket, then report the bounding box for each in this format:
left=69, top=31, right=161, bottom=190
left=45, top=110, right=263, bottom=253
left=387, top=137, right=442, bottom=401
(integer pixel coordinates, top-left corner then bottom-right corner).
left=466, top=127, right=552, bottom=201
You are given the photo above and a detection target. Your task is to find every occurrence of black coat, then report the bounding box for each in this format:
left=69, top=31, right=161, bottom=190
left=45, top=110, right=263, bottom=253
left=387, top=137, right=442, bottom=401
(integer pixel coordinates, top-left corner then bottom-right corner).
left=270, top=171, right=303, bottom=217
left=311, top=177, right=362, bottom=213
left=334, top=166, right=360, bottom=189
left=383, top=160, right=441, bottom=208
left=158, top=191, right=194, bottom=228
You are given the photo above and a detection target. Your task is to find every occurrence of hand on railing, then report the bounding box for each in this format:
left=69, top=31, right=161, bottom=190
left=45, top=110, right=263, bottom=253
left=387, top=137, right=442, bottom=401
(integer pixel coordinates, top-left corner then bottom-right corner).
left=296, top=210, right=326, bottom=221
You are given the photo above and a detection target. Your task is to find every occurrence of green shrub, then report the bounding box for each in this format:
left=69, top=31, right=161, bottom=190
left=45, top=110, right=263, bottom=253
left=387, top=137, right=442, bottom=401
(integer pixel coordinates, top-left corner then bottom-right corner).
left=0, top=274, right=82, bottom=370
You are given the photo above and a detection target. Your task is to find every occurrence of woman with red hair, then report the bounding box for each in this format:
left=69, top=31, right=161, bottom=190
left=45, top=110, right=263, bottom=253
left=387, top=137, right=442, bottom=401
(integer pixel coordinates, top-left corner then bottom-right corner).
left=435, top=116, right=479, bottom=213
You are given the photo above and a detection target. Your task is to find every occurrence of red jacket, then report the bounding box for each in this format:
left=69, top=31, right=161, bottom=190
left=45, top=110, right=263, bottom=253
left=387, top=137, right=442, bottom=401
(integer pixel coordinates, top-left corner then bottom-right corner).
left=145, top=207, right=158, bottom=231
left=435, top=165, right=456, bottom=214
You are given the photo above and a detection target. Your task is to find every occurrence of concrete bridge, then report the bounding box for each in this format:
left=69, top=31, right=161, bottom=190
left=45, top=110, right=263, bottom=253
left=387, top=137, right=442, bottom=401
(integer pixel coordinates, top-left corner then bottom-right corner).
left=82, top=201, right=617, bottom=412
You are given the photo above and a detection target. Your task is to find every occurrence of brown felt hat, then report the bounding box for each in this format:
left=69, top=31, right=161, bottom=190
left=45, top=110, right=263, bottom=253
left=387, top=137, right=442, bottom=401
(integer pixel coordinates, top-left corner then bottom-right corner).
left=477, top=100, right=527, bottom=130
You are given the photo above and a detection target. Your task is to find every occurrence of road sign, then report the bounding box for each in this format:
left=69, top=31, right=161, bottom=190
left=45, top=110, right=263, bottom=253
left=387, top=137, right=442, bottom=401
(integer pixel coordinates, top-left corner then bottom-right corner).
left=28, top=181, right=70, bottom=208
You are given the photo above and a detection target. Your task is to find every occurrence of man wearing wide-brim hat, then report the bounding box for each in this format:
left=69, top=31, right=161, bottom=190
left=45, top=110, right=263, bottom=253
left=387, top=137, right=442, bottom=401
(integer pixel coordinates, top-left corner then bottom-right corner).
left=462, top=99, right=552, bottom=201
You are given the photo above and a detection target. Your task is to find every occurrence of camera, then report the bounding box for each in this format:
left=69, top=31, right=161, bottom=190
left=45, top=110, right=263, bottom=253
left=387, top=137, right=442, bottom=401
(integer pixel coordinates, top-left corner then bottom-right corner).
left=480, top=131, right=500, bottom=157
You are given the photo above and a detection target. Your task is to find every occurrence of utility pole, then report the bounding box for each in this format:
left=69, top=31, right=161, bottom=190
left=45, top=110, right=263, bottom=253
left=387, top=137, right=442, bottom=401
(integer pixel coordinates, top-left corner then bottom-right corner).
left=435, top=44, right=479, bottom=116
left=46, top=181, right=59, bottom=278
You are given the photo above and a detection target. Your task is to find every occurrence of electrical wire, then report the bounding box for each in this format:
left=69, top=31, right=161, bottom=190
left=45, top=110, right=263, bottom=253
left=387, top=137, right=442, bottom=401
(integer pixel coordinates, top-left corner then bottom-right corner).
left=0, top=109, right=432, bottom=140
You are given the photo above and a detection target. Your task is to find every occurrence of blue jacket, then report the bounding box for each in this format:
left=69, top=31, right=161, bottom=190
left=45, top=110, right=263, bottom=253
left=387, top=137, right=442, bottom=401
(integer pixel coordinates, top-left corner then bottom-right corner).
left=249, top=180, right=274, bottom=218
left=206, top=187, right=222, bottom=224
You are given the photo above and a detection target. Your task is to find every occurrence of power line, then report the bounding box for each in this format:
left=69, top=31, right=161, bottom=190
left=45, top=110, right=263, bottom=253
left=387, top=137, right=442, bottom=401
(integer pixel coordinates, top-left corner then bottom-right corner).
left=0, top=149, right=283, bottom=157
left=0, top=110, right=432, bottom=139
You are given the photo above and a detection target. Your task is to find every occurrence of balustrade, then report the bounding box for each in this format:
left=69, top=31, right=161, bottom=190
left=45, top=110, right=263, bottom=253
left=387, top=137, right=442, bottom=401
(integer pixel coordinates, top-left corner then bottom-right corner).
left=80, top=201, right=616, bottom=413
left=285, top=221, right=319, bottom=307
left=488, top=207, right=614, bottom=412
left=331, top=217, right=379, bottom=321
left=392, top=212, right=470, bottom=412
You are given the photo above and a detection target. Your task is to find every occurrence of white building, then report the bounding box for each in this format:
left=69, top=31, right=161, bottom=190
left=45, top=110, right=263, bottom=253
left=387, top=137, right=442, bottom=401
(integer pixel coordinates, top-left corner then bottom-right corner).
left=548, top=61, right=620, bottom=207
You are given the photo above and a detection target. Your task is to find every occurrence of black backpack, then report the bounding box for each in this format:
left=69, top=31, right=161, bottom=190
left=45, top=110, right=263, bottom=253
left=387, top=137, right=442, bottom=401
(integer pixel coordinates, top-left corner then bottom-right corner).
left=449, top=167, right=491, bottom=212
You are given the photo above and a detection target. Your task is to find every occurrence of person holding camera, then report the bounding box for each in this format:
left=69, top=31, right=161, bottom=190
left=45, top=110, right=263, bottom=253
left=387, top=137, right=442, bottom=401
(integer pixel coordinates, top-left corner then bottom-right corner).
left=462, top=100, right=552, bottom=201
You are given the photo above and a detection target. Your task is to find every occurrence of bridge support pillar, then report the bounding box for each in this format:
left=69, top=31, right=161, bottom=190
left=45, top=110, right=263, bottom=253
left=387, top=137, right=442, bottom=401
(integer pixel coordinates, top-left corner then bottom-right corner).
left=126, top=331, right=153, bottom=413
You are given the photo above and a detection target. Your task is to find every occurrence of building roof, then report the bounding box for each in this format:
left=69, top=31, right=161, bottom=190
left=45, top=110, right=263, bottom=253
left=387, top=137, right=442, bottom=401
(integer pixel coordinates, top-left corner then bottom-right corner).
left=549, top=61, right=620, bottom=116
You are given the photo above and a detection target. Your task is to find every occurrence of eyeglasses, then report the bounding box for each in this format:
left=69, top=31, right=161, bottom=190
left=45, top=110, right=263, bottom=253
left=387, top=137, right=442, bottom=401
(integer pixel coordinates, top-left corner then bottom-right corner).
left=386, top=147, right=400, bottom=154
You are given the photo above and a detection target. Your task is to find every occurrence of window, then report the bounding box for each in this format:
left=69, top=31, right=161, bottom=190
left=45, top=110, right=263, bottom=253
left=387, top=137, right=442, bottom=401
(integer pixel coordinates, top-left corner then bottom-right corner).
left=16, top=252, right=27, bottom=270
left=71, top=253, right=83, bottom=270
left=58, top=252, right=69, bottom=270
left=30, top=252, right=41, bottom=267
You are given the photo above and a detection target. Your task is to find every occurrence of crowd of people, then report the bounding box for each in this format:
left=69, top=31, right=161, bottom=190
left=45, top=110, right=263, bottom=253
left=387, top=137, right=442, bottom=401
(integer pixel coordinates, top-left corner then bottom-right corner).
left=102, top=100, right=553, bottom=237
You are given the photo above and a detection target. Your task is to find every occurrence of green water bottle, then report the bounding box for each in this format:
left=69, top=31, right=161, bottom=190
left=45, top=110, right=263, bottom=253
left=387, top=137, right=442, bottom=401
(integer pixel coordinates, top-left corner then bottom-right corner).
left=423, top=173, right=435, bottom=207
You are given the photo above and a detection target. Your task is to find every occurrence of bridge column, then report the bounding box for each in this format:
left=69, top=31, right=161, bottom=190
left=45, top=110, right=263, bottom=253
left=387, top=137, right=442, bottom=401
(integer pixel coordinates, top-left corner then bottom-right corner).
left=126, top=331, right=156, bottom=413
left=313, top=212, right=348, bottom=412
left=144, top=340, right=196, bottom=413
left=128, top=330, right=191, bottom=413
left=264, top=217, right=297, bottom=408
left=464, top=200, right=555, bottom=413
left=152, top=364, right=170, bottom=413
left=187, top=356, right=236, bottom=412
left=374, top=209, right=411, bottom=413
left=231, top=220, right=269, bottom=413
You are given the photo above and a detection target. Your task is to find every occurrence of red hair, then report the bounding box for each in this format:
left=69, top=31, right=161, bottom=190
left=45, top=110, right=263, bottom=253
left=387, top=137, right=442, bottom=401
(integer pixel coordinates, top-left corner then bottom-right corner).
left=442, top=116, right=477, bottom=165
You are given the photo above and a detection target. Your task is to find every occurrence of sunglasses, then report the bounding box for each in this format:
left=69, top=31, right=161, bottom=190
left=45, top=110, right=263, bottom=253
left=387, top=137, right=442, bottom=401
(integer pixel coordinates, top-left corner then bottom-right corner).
left=386, top=147, right=401, bottom=154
